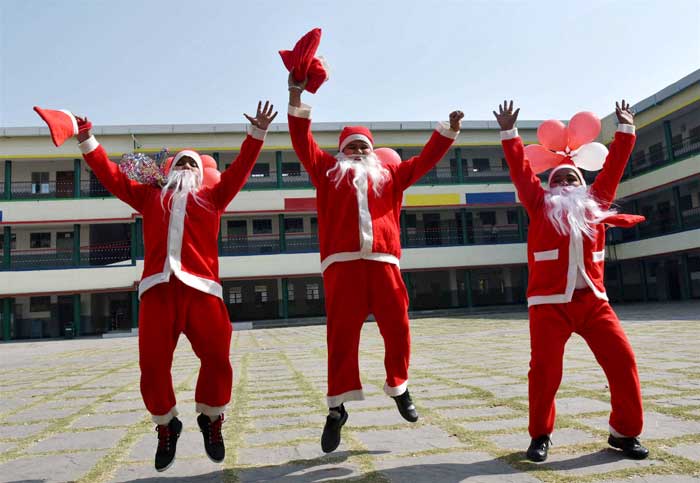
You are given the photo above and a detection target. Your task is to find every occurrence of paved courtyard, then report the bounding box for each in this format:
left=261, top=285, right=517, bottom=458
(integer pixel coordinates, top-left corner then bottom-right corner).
left=1, top=302, right=699, bottom=482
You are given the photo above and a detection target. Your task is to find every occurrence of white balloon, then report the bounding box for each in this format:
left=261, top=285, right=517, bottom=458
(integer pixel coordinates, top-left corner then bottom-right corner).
left=574, top=142, right=608, bottom=171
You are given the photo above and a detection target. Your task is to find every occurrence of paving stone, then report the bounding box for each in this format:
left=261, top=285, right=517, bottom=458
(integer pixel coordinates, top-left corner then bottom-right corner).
left=108, top=460, right=224, bottom=482
left=238, top=461, right=361, bottom=482
left=436, top=405, right=517, bottom=420
left=461, top=417, right=529, bottom=432
left=601, top=476, right=700, bottom=482
left=540, top=449, right=659, bottom=476
left=374, top=451, right=541, bottom=482
left=419, top=398, right=486, bottom=409
left=664, top=442, right=700, bottom=462
left=29, top=428, right=125, bottom=452
left=0, top=421, right=49, bottom=440
left=94, top=398, right=146, bottom=412
left=554, top=396, right=611, bottom=414
left=345, top=408, right=407, bottom=427
left=580, top=412, right=700, bottom=439
left=354, top=424, right=464, bottom=455
left=247, top=405, right=319, bottom=417
left=0, top=442, right=16, bottom=453
left=5, top=406, right=81, bottom=423
left=237, top=441, right=322, bottom=465
left=0, top=451, right=108, bottom=483
left=129, top=429, right=210, bottom=460
left=71, top=411, right=145, bottom=428
left=244, top=427, right=319, bottom=445
left=252, top=413, right=320, bottom=430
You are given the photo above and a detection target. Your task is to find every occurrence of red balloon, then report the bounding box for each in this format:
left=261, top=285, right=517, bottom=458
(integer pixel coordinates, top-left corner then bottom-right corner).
left=537, top=119, right=568, bottom=152
left=375, top=147, right=402, bottom=166
left=200, top=154, right=218, bottom=170
left=202, top=167, right=220, bottom=188
left=568, top=111, right=601, bottom=150
left=524, top=144, right=566, bottom=174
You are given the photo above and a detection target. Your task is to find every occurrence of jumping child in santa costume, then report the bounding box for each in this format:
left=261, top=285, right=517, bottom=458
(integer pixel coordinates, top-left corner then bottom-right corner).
left=72, top=102, right=277, bottom=471
left=494, top=100, right=649, bottom=462
left=287, top=74, right=463, bottom=453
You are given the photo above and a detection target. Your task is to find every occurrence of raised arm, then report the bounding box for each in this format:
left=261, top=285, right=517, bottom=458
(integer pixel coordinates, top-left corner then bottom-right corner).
left=287, top=74, right=336, bottom=186
left=394, top=110, right=463, bottom=191
left=75, top=116, right=148, bottom=212
left=590, top=100, right=636, bottom=209
left=210, top=101, right=276, bottom=210
left=494, top=101, right=544, bottom=214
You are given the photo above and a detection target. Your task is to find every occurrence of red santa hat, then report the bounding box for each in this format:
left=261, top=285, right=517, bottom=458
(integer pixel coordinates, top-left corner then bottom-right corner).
left=547, top=162, right=586, bottom=187
left=338, top=126, right=374, bottom=152
left=33, top=107, right=79, bottom=147
left=165, top=150, right=204, bottom=176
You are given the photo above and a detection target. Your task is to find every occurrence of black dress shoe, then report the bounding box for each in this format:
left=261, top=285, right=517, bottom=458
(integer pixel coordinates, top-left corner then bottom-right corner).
left=526, top=435, right=551, bottom=462
left=392, top=389, right=419, bottom=422
left=321, top=405, right=348, bottom=453
left=155, top=417, right=182, bottom=472
left=608, top=434, right=649, bottom=459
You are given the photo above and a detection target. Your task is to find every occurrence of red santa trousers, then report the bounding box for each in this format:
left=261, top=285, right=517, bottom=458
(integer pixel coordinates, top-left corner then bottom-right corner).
left=528, top=289, right=643, bottom=438
left=323, top=259, right=410, bottom=407
left=138, top=276, right=233, bottom=424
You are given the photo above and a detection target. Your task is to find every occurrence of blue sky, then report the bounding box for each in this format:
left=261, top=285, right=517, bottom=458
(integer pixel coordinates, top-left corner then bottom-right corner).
left=1, top=0, right=698, bottom=127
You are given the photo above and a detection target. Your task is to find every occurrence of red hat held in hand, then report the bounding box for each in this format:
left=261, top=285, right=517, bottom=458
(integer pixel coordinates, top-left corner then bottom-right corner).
left=33, top=106, right=79, bottom=147
left=279, top=28, right=329, bottom=94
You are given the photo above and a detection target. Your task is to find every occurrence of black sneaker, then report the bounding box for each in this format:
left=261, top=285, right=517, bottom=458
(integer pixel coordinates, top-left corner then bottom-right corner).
left=155, top=417, right=182, bottom=472
left=197, top=413, right=225, bottom=463
left=608, top=434, right=649, bottom=459
left=392, top=389, right=419, bottom=422
left=321, top=405, right=348, bottom=453
left=526, top=435, right=551, bottom=462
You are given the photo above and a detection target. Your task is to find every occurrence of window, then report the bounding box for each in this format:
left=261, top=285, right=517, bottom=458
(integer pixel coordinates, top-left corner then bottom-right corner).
left=228, top=287, right=242, bottom=304
left=284, top=218, right=304, bottom=233
left=479, top=211, right=496, bottom=226
left=287, top=283, right=295, bottom=301
left=30, top=232, right=51, bottom=249
left=507, top=210, right=518, bottom=225
left=282, top=162, right=301, bottom=177
left=478, top=279, right=489, bottom=295
left=30, top=296, right=51, bottom=312
left=254, top=285, right=268, bottom=304
left=252, top=219, right=272, bottom=234
left=251, top=164, right=270, bottom=178
left=501, top=158, right=508, bottom=171
left=31, top=172, right=50, bottom=194
left=310, top=218, right=318, bottom=235
left=472, top=158, right=491, bottom=172
left=306, top=283, right=320, bottom=301
left=648, top=143, right=664, bottom=163
left=688, top=125, right=700, bottom=144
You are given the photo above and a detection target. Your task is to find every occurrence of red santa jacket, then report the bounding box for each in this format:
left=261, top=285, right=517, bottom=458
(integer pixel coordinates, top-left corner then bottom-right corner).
left=501, top=125, right=636, bottom=306
left=288, top=103, right=458, bottom=272
left=78, top=128, right=265, bottom=299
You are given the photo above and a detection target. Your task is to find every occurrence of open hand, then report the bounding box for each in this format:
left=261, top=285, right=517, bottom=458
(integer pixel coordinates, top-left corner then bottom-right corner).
left=449, top=110, right=464, bottom=132
left=615, top=99, right=634, bottom=126
left=74, top=114, right=92, bottom=143
left=244, top=101, right=278, bottom=131
left=493, top=100, right=520, bottom=131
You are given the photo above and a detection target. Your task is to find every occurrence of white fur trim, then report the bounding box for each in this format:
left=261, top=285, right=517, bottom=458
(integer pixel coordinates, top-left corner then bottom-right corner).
left=78, top=135, right=99, bottom=154
left=548, top=164, right=586, bottom=187
left=152, top=406, right=179, bottom=425
left=592, top=250, right=605, bottom=262
left=339, top=134, right=373, bottom=152
left=436, top=121, right=459, bottom=140
left=58, top=109, right=79, bottom=136
left=288, top=102, right=312, bottom=119
left=384, top=380, right=408, bottom=397
left=247, top=124, right=267, bottom=141
left=196, top=402, right=227, bottom=417
left=500, top=128, right=518, bottom=140
left=138, top=193, right=223, bottom=300
left=172, top=150, right=203, bottom=176
left=534, top=249, right=559, bottom=261
left=355, top=170, right=374, bottom=255
left=327, top=389, right=365, bottom=407
left=320, top=252, right=400, bottom=273
left=617, top=124, right=635, bottom=134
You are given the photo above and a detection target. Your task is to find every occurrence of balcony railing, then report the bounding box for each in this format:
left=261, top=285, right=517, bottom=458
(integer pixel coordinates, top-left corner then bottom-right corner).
left=2, top=241, right=132, bottom=271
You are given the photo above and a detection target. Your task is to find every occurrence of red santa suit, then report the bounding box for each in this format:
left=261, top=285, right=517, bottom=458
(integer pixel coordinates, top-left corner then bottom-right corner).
left=501, top=124, right=644, bottom=439
left=288, top=103, right=458, bottom=407
left=78, top=127, right=266, bottom=423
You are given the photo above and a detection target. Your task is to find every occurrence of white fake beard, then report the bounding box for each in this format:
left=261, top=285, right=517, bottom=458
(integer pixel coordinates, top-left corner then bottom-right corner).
left=544, top=185, right=616, bottom=240
left=326, top=152, right=390, bottom=196
left=160, top=169, right=206, bottom=212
